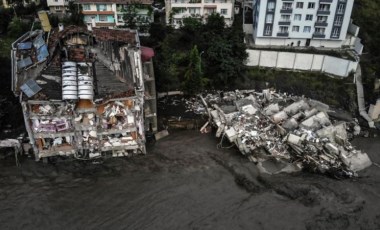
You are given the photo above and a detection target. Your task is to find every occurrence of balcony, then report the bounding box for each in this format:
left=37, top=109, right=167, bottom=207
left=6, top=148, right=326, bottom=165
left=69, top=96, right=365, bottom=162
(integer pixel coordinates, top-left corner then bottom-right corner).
left=313, top=33, right=325, bottom=38
left=277, top=32, right=289, bottom=37
left=317, top=10, right=330, bottom=15
left=278, top=21, right=291, bottom=25
left=280, top=8, right=293, bottom=14
left=315, top=21, right=328, bottom=27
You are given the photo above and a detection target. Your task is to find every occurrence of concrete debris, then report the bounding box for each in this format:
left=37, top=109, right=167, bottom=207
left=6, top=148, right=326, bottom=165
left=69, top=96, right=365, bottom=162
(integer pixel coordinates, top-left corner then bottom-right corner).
left=155, top=130, right=169, bottom=141
left=199, top=89, right=372, bottom=178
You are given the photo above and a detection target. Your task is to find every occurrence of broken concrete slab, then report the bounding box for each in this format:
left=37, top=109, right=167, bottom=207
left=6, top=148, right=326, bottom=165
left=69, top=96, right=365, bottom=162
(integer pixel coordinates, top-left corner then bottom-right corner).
left=198, top=89, right=372, bottom=178
left=155, top=130, right=169, bottom=141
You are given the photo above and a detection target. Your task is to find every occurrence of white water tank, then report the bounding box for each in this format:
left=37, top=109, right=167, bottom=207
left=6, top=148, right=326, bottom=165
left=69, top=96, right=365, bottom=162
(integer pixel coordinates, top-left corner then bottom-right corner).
left=62, top=62, right=78, bottom=100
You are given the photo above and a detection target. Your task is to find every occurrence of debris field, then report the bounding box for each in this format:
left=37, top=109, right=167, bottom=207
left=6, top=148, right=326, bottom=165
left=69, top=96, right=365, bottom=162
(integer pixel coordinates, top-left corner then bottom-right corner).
left=199, top=89, right=372, bottom=178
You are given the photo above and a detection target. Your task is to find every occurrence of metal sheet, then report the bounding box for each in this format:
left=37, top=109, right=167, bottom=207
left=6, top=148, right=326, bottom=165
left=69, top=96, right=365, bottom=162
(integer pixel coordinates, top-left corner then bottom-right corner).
left=37, top=44, right=49, bottom=62
left=37, top=11, right=52, bottom=32
left=33, top=34, right=45, bottom=50
left=20, top=79, right=42, bottom=97
left=17, top=42, right=32, bottom=50
left=17, top=57, right=33, bottom=70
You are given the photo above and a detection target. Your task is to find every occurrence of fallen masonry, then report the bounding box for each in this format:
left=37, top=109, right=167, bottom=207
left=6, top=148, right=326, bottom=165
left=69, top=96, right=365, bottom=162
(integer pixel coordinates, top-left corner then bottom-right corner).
left=199, top=90, right=372, bottom=178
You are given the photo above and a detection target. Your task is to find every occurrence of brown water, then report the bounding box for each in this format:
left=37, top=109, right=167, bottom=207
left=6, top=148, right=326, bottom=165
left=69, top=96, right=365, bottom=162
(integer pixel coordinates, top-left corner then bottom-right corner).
left=1, top=130, right=380, bottom=230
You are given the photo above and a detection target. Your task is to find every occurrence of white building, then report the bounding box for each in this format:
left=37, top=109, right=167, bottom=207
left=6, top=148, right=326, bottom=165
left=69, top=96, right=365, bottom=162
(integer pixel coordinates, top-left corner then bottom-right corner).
left=47, top=0, right=70, bottom=14
left=76, top=0, right=153, bottom=30
left=165, top=0, right=235, bottom=28
left=250, top=0, right=355, bottom=48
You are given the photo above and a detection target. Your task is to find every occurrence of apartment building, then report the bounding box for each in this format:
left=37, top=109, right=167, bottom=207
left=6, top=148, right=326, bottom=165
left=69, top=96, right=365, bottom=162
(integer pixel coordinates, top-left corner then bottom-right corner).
left=165, top=0, right=235, bottom=28
left=76, top=0, right=153, bottom=29
left=47, top=0, right=70, bottom=14
left=251, top=0, right=354, bottom=48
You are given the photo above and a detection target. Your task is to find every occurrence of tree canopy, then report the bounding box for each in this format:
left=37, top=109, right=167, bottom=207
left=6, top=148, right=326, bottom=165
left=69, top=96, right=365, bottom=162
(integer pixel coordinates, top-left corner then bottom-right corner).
left=151, top=13, right=247, bottom=93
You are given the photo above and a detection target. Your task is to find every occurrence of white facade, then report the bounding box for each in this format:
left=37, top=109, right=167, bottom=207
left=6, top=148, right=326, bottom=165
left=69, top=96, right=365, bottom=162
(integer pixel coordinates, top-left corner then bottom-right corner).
left=47, top=0, right=69, bottom=14
left=165, top=0, right=235, bottom=28
left=246, top=49, right=358, bottom=77
left=251, top=0, right=354, bottom=48
left=78, top=1, right=153, bottom=29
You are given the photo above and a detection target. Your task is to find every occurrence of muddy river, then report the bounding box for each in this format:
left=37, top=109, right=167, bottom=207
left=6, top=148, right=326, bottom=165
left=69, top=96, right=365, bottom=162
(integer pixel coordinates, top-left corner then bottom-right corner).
left=1, top=130, right=380, bottom=230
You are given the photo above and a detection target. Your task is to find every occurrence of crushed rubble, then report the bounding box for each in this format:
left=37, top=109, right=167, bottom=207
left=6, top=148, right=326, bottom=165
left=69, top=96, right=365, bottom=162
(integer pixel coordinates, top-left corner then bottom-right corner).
left=199, top=89, right=372, bottom=178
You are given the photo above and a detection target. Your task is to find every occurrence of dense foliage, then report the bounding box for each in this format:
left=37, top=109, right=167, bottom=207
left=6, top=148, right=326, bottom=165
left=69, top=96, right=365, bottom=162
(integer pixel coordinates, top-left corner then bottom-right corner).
left=149, top=13, right=247, bottom=94
left=352, top=0, right=380, bottom=101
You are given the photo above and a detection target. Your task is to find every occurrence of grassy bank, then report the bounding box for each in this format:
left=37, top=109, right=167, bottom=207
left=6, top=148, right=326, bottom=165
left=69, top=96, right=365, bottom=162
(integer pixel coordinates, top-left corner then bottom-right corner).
left=238, top=67, right=357, bottom=112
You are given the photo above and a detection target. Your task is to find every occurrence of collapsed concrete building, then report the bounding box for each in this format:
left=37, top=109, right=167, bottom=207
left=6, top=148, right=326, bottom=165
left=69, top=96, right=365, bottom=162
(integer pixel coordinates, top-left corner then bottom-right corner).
left=11, top=25, right=157, bottom=161
left=200, top=90, right=372, bottom=178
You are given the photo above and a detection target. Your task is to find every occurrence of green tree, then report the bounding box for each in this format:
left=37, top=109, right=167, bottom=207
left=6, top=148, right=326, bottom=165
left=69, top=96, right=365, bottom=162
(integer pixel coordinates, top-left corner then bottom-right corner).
left=0, top=7, right=13, bottom=34
left=7, top=17, right=30, bottom=38
left=183, top=45, right=205, bottom=95
left=66, top=2, right=83, bottom=25
left=122, top=4, right=152, bottom=32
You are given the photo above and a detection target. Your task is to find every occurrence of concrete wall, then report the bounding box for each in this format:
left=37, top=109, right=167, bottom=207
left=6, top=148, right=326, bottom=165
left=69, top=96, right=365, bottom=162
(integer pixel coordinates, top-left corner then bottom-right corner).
left=246, top=49, right=358, bottom=77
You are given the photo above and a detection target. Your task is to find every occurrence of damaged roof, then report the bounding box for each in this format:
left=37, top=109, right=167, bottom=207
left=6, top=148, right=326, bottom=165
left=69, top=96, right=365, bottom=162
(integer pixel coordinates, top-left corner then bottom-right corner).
left=12, top=25, right=143, bottom=100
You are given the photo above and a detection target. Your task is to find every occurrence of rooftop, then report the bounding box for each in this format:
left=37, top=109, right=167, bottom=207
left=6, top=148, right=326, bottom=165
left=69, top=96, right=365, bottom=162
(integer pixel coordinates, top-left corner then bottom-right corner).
left=12, top=25, right=142, bottom=101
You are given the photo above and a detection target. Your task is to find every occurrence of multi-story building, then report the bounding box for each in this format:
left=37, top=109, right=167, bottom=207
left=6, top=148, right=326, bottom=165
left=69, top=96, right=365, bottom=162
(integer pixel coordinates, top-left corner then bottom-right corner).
left=165, top=0, right=235, bottom=28
left=75, top=0, right=153, bottom=30
left=250, top=0, right=355, bottom=48
left=11, top=25, right=157, bottom=161
left=47, top=0, right=70, bottom=14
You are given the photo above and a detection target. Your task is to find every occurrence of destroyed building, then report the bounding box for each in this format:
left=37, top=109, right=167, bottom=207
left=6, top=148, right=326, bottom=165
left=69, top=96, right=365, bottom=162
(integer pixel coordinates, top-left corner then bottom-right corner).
left=200, top=90, right=372, bottom=178
left=11, top=25, right=157, bottom=160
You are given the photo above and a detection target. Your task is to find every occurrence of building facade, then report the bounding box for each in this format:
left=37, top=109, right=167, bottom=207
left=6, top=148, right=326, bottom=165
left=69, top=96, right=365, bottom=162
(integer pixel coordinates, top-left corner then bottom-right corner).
left=47, top=0, right=70, bottom=14
left=75, top=0, right=153, bottom=30
left=11, top=26, right=157, bottom=161
left=165, top=0, right=235, bottom=28
left=251, top=0, right=354, bottom=48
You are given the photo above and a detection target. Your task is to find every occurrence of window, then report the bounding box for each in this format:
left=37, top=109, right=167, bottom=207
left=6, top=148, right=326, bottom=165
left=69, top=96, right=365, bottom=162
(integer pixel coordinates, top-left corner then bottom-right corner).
left=332, top=28, right=340, bottom=37
left=188, top=7, right=200, bottom=14
left=306, top=14, right=313, bottom=21
left=303, top=26, right=311, bottom=32
left=266, top=14, right=273, bottom=23
left=296, top=2, right=303, bottom=9
left=280, top=14, right=290, bottom=22
left=317, top=16, right=327, bottom=22
left=267, top=1, right=275, bottom=11
left=318, top=4, right=330, bottom=11
left=54, top=0, right=58, bottom=2
left=173, top=7, right=186, bottom=13
left=279, top=26, right=288, bottom=33
left=117, top=15, right=123, bottom=22
left=55, top=6, right=60, bottom=10
left=334, top=16, right=342, bottom=26
left=99, top=15, right=107, bottom=21
left=97, top=4, right=107, bottom=11
left=83, top=4, right=90, bottom=10
left=264, top=25, right=272, bottom=35
left=220, top=9, right=228, bottom=15
left=294, top=14, right=301, bottom=21
left=282, top=2, right=292, bottom=10
left=205, top=8, right=216, bottom=14
left=307, top=2, right=315, bottom=9
left=292, top=26, right=299, bottom=32
left=315, top=27, right=325, bottom=35
left=337, top=4, right=345, bottom=14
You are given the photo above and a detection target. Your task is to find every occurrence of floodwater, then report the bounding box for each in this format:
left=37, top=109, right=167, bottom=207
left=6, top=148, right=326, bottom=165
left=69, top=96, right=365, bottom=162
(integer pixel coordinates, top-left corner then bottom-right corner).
left=1, top=130, right=380, bottom=230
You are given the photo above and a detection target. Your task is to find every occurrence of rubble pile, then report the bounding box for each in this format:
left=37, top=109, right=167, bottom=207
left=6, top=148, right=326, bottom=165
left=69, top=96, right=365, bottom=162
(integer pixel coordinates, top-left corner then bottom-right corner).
left=200, top=90, right=372, bottom=178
